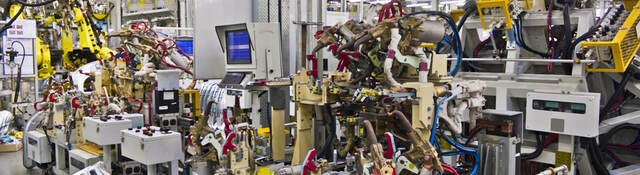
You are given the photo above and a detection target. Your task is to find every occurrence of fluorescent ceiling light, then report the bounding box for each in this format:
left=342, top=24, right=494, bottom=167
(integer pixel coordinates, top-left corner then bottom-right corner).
left=348, top=0, right=392, bottom=4
left=371, top=0, right=392, bottom=4
left=440, top=0, right=465, bottom=5
left=406, top=3, right=430, bottom=7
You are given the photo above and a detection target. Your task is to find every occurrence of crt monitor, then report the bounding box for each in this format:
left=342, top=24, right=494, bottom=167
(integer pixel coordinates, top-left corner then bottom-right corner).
left=216, top=23, right=282, bottom=80
left=226, top=30, right=252, bottom=64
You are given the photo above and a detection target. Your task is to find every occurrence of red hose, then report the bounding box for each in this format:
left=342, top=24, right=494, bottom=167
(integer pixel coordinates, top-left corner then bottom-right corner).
left=546, top=1, right=555, bottom=72
left=441, top=164, right=459, bottom=175
left=130, top=97, right=144, bottom=113
left=473, top=38, right=491, bottom=58
left=34, top=93, right=54, bottom=112
left=155, top=42, right=193, bottom=75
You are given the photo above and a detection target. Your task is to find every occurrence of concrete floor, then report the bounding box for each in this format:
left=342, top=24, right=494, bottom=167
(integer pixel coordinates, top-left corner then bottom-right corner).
left=0, top=151, right=42, bottom=175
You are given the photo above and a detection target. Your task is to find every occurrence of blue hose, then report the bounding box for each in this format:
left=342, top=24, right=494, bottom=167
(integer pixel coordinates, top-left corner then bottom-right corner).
left=399, top=11, right=463, bottom=76
left=430, top=96, right=448, bottom=145
left=444, top=18, right=463, bottom=76
left=442, top=133, right=480, bottom=175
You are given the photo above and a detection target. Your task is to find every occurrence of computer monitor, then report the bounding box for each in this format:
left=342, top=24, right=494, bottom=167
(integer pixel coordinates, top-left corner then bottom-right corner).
left=226, top=30, right=252, bottom=65
left=216, top=23, right=282, bottom=80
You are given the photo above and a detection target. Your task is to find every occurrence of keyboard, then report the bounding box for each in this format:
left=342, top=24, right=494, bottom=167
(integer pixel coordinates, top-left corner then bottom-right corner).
left=220, top=72, right=246, bottom=85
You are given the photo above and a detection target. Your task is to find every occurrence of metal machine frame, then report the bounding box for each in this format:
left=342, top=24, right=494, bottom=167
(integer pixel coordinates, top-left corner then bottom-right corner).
left=457, top=8, right=596, bottom=175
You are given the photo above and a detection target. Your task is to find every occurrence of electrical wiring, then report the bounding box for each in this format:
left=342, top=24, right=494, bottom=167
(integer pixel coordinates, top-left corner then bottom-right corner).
left=604, top=147, right=626, bottom=166
left=546, top=0, right=556, bottom=72
left=465, top=127, right=483, bottom=146
left=600, top=123, right=640, bottom=151
left=441, top=133, right=480, bottom=175
left=583, top=137, right=611, bottom=175
left=10, top=40, right=26, bottom=117
left=514, top=16, right=551, bottom=57
left=606, top=144, right=640, bottom=156
left=601, top=69, right=633, bottom=119
left=473, top=38, right=491, bottom=58
left=567, top=4, right=613, bottom=58
left=398, top=11, right=462, bottom=76
left=521, top=133, right=545, bottom=160
left=560, top=0, right=573, bottom=59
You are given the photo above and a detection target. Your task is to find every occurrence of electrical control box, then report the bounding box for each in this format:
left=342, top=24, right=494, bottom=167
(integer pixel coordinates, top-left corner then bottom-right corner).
left=69, top=149, right=100, bottom=174
left=526, top=92, right=600, bottom=137
left=121, top=127, right=183, bottom=165
left=83, top=116, right=132, bottom=145
left=26, top=131, right=52, bottom=164
left=154, top=90, right=180, bottom=115
left=111, top=113, right=145, bottom=128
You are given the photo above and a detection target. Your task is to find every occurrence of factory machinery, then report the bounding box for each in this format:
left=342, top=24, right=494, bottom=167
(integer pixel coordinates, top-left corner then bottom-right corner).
left=3, top=0, right=640, bottom=175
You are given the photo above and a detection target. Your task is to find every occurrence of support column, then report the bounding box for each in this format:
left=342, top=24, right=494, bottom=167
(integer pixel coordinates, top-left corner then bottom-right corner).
left=269, top=86, right=289, bottom=162
left=103, top=145, right=112, bottom=173
left=291, top=104, right=313, bottom=165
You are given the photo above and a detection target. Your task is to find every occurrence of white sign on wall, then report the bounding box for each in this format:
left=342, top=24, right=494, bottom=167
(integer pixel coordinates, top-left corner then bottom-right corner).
left=5, top=20, right=37, bottom=39
left=2, top=19, right=37, bottom=77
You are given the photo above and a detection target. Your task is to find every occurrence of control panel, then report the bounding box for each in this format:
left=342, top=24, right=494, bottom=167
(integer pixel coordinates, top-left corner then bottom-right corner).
left=110, top=113, right=145, bottom=128
left=526, top=92, right=600, bottom=137
left=83, top=116, right=132, bottom=145
left=121, top=126, right=183, bottom=165
left=154, top=90, right=180, bottom=115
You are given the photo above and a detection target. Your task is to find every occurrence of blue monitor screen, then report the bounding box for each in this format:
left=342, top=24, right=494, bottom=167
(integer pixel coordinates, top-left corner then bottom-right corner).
left=226, top=30, right=252, bottom=64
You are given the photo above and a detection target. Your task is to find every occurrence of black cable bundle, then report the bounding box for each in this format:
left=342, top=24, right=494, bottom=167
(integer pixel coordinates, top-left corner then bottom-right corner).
left=601, top=69, right=634, bottom=119
left=582, top=137, right=611, bottom=175
left=560, top=0, right=574, bottom=59
left=456, top=0, right=477, bottom=31
left=515, top=14, right=551, bottom=58
left=521, top=133, right=545, bottom=160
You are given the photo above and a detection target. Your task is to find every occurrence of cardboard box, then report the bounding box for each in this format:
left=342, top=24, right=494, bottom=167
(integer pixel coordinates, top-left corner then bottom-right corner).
left=0, top=141, right=22, bottom=152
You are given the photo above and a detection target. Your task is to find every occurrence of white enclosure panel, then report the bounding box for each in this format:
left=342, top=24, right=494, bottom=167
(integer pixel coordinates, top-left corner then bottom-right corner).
left=193, top=0, right=253, bottom=79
